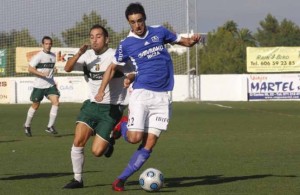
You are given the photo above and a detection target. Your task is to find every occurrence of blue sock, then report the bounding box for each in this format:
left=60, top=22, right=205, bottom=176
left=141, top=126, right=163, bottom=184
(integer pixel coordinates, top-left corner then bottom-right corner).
left=118, top=148, right=151, bottom=181
left=121, top=122, right=128, bottom=142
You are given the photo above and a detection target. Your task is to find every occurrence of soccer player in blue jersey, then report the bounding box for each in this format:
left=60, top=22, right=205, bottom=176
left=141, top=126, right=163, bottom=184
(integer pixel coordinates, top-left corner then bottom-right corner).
left=95, top=2, right=201, bottom=191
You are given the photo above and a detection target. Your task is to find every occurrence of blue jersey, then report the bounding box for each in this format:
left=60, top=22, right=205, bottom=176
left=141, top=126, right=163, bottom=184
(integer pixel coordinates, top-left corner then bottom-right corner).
left=114, top=25, right=180, bottom=92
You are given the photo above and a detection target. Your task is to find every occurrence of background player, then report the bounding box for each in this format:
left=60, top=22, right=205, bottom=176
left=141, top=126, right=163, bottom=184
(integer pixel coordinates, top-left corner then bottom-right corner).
left=23, top=36, right=60, bottom=137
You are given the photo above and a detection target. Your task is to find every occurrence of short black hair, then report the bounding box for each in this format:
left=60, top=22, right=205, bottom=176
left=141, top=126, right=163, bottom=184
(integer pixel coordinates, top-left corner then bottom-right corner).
left=90, top=24, right=109, bottom=37
left=125, top=2, right=146, bottom=21
left=42, top=36, right=52, bottom=44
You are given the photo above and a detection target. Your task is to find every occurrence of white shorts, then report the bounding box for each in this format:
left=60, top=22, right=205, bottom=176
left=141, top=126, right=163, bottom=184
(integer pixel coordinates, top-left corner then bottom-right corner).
left=127, top=89, right=172, bottom=136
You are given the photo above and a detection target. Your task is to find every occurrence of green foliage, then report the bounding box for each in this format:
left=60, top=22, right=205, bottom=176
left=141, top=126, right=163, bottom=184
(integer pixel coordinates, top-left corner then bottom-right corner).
left=51, top=34, right=64, bottom=47
left=0, top=29, right=38, bottom=76
left=61, top=11, right=120, bottom=48
left=199, top=21, right=256, bottom=74
left=163, top=22, right=176, bottom=33
left=255, top=14, right=300, bottom=46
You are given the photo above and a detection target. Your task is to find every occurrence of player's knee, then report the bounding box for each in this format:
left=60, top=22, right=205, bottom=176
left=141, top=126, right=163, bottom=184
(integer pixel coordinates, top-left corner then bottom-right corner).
left=92, top=148, right=104, bottom=157
left=51, top=100, right=59, bottom=106
left=127, top=135, right=142, bottom=144
left=53, top=102, right=59, bottom=106
left=73, top=137, right=87, bottom=147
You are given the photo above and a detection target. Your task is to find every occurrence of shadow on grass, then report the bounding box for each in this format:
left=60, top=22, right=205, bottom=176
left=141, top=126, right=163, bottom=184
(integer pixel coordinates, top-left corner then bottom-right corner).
left=0, top=171, right=99, bottom=180
left=127, top=174, right=297, bottom=188
left=0, top=140, right=21, bottom=143
left=53, top=133, right=74, bottom=138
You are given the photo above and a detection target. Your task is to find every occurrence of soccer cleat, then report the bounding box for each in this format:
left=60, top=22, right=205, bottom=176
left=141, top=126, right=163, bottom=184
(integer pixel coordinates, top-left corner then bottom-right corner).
left=112, top=178, right=125, bottom=191
left=63, top=178, right=84, bottom=189
left=104, top=138, right=115, bottom=158
left=45, top=126, right=58, bottom=134
left=113, top=116, right=128, bottom=139
left=24, top=126, right=32, bottom=137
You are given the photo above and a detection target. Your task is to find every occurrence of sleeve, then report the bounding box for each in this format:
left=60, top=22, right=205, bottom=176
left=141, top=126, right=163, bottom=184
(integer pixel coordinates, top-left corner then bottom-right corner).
left=113, top=42, right=129, bottom=66
left=162, top=26, right=181, bottom=44
left=29, top=53, right=40, bottom=67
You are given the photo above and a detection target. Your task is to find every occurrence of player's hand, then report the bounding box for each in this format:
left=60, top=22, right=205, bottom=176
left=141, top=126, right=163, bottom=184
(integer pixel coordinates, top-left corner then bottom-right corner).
left=41, top=71, right=52, bottom=78
left=77, top=44, right=89, bottom=56
left=95, top=91, right=105, bottom=102
left=124, top=78, right=131, bottom=88
left=191, top=34, right=201, bottom=44
left=124, top=72, right=135, bottom=88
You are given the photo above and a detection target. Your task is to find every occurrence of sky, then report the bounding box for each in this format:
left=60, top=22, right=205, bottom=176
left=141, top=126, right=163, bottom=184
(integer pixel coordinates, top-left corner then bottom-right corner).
left=1, top=0, right=300, bottom=41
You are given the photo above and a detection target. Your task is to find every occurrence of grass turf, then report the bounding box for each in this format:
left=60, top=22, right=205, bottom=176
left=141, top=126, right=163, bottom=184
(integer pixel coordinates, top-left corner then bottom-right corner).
left=0, top=102, right=299, bottom=194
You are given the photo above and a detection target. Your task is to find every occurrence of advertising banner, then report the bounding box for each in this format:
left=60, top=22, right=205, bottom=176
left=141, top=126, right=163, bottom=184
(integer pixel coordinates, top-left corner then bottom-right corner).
left=0, top=49, right=6, bottom=75
left=0, top=78, right=15, bottom=104
left=248, top=74, right=300, bottom=100
left=15, top=47, right=80, bottom=74
left=247, top=47, right=300, bottom=72
left=14, top=77, right=88, bottom=103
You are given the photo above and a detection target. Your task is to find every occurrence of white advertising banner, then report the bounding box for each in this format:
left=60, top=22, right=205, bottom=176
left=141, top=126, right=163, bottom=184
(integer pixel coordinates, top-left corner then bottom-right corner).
left=55, top=77, right=88, bottom=102
left=248, top=74, right=300, bottom=100
left=0, top=78, right=15, bottom=104
left=14, top=77, right=88, bottom=103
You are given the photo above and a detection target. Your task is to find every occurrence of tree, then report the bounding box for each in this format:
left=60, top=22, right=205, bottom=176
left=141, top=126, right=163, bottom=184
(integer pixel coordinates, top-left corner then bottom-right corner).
left=255, top=14, right=300, bottom=46
left=199, top=21, right=256, bottom=74
left=0, top=29, right=38, bottom=76
left=163, top=22, right=175, bottom=33
left=61, top=11, right=118, bottom=47
left=51, top=34, right=64, bottom=47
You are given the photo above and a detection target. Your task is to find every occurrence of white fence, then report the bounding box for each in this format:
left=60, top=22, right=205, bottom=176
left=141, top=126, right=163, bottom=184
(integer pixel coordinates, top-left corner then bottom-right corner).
left=1, top=74, right=300, bottom=104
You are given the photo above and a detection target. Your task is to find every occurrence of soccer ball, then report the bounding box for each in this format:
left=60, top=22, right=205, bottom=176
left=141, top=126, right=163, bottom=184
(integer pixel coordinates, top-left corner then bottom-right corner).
left=139, top=168, right=164, bottom=192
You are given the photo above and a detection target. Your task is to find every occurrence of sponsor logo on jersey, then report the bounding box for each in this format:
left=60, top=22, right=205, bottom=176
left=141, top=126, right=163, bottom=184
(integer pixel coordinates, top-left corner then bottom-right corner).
left=118, top=45, right=123, bottom=62
left=90, top=72, right=104, bottom=80
left=95, top=64, right=100, bottom=71
left=138, top=45, right=164, bottom=59
left=36, top=62, right=55, bottom=69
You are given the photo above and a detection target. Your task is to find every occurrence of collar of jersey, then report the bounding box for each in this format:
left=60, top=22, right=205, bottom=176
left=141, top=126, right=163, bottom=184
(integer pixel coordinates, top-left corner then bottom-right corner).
left=128, top=29, right=149, bottom=39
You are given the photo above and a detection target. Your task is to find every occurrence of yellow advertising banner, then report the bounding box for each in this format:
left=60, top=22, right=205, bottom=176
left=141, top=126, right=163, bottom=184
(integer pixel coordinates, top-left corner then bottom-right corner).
left=247, top=47, right=300, bottom=72
left=15, top=47, right=80, bottom=73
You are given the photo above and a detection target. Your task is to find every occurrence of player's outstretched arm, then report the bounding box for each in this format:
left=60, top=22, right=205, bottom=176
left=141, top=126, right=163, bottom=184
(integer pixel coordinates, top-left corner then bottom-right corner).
left=177, top=34, right=201, bottom=47
left=64, top=44, right=89, bottom=72
left=95, top=63, right=118, bottom=102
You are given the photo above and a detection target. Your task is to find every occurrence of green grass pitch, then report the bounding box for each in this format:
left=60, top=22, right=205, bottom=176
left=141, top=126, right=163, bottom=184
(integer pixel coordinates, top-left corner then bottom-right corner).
left=0, top=101, right=300, bottom=194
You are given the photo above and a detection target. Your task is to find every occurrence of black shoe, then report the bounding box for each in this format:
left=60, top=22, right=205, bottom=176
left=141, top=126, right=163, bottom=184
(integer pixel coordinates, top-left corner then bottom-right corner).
left=45, top=126, right=58, bottom=134
left=104, top=138, right=115, bottom=158
left=63, top=178, right=83, bottom=189
left=24, top=126, right=32, bottom=137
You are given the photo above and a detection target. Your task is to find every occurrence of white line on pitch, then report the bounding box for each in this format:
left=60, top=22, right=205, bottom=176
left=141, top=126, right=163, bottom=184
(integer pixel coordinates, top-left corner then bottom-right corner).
left=206, top=103, right=232, bottom=109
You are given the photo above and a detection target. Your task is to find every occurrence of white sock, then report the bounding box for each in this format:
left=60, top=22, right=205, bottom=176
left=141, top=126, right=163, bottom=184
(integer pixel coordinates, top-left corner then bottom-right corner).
left=24, top=107, right=36, bottom=127
left=71, top=145, right=84, bottom=182
left=47, top=105, right=58, bottom=127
